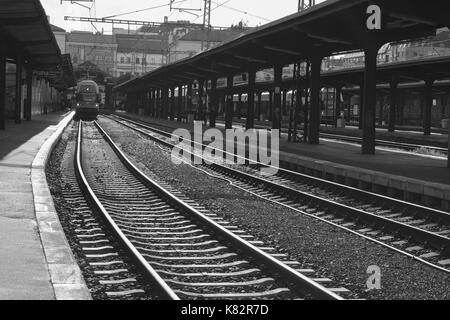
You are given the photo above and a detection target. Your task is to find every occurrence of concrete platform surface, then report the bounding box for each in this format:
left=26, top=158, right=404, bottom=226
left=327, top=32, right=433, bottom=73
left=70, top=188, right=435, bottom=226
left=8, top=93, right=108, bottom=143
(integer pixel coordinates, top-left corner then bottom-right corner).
left=0, top=111, right=90, bottom=300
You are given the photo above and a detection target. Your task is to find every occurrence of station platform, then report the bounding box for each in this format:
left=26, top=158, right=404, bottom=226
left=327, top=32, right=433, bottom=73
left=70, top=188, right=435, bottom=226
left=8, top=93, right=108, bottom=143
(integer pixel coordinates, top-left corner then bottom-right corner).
left=115, top=112, right=450, bottom=210
left=0, top=111, right=90, bottom=300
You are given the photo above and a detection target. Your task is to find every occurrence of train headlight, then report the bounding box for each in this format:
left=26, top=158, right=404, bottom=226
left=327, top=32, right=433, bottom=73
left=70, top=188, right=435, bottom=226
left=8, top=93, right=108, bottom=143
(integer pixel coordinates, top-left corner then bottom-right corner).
left=95, top=103, right=99, bottom=108
left=76, top=103, right=80, bottom=107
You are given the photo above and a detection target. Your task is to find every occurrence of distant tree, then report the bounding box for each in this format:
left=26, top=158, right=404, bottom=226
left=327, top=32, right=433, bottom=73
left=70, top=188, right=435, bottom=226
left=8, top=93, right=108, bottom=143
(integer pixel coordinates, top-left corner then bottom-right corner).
left=74, top=61, right=111, bottom=84
left=230, top=20, right=249, bottom=30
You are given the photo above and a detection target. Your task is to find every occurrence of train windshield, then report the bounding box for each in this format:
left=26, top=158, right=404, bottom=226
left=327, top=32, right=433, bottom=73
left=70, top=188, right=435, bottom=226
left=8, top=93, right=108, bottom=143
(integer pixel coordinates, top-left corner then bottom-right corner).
left=78, top=84, right=97, bottom=102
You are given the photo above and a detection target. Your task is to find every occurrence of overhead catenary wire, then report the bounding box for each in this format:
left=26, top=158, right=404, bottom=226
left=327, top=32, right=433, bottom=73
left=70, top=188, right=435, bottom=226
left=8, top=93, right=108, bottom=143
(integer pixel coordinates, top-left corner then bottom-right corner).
left=102, top=0, right=190, bottom=19
left=191, top=0, right=232, bottom=23
left=211, top=1, right=271, bottom=22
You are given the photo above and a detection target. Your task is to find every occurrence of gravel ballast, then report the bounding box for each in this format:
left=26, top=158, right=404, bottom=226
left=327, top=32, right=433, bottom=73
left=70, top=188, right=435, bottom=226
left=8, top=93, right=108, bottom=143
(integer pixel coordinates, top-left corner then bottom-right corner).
left=98, top=117, right=450, bottom=300
left=46, top=121, right=158, bottom=300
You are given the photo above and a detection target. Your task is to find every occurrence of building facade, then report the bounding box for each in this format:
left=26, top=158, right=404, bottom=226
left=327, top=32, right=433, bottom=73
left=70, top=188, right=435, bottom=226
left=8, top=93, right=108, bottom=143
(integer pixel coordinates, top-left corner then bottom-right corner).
left=66, top=31, right=118, bottom=77
left=50, top=24, right=66, bottom=54
left=115, top=34, right=166, bottom=78
left=168, top=29, right=244, bottom=63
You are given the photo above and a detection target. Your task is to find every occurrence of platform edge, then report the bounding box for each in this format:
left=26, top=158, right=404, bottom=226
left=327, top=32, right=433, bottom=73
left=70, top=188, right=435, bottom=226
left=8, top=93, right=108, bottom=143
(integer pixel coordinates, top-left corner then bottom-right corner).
left=31, top=112, right=92, bottom=300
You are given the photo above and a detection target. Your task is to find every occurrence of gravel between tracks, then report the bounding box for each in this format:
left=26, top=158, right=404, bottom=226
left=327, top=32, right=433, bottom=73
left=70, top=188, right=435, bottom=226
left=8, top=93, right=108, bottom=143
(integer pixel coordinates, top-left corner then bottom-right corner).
left=46, top=121, right=157, bottom=300
left=98, top=117, right=450, bottom=300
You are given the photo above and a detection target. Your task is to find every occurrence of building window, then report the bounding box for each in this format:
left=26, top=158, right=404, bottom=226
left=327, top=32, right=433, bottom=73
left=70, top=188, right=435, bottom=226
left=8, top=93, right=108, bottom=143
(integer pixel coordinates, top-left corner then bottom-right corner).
left=142, top=58, right=146, bottom=65
left=126, top=57, right=131, bottom=64
left=120, top=57, right=124, bottom=63
left=136, top=58, right=140, bottom=64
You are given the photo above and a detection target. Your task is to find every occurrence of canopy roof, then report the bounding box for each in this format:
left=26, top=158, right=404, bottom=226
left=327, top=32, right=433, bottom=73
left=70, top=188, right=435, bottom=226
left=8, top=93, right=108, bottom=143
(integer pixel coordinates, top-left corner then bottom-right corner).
left=116, top=0, right=450, bottom=92
left=0, top=0, right=62, bottom=69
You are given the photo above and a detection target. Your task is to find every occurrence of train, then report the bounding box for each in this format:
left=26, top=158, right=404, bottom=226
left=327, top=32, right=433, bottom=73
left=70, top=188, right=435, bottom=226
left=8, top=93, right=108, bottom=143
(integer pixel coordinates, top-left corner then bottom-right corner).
left=74, top=80, right=100, bottom=120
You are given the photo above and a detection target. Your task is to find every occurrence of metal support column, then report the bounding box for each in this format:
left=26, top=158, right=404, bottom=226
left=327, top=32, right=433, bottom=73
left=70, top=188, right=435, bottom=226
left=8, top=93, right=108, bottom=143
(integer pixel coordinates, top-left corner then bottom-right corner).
left=272, top=64, right=283, bottom=130
left=143, top=90, right=148, bottom=116
left=282, top=89, right=287, bottom=117
left=147, top=90, right=151, bottom=116
left=210, top=78, right=217, bottom=128
left=238, top=93, right=242, bottom=117
left=308, top=55, right=322, bottom=144
left=170, top=87, right=175, bottom=121
left=388, top=79, right=398, bottom=132
left=198, top=80, right=204, bottom=121
left=257, top=92, right=262, bottom=121
left=335, top=86, right=342, bottom=128
left=293, top=62, right=303, bottom=142
left=187, top=83, right=193, bottom=121
left=25, top=64, right=32, bottom=121
left=303, top=60, right=311, bottom=142
left=246, top=67, right=256, bottom=130
left=225, top=75, right=233, bottom=129
left=150, top=90, right=154, bottom=117
left=359, top=85, right=364, bottom=130
left=15, top=54, right=23, bottom=124
left=0, top=44, right=5, bottom=130
left=424, top=78, right=434, bottom=136
left=362, top=44, right=378, bottom=154
left=378, top=94, right=383, bottom=126
left=163, top=88, right=169, bottom=119
left=177, top=85, right=183, bottom=122
left=268, top=91, right=273, bottom=121
left=156, top=89, right=161, bottom=118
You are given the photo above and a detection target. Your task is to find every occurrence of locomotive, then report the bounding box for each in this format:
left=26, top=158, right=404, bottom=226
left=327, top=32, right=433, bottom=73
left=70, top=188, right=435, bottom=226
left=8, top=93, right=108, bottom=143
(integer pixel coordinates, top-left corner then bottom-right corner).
left=75, top=80, right=100, bottom=120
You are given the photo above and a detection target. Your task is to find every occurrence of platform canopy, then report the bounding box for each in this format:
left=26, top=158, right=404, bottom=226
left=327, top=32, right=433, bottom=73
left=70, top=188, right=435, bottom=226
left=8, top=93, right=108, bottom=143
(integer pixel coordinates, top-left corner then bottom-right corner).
left=116, top=0, right=450, bottom=92
left=0, top=0, right=62, bottom=69
left=44, top=54, right=76, bottom=90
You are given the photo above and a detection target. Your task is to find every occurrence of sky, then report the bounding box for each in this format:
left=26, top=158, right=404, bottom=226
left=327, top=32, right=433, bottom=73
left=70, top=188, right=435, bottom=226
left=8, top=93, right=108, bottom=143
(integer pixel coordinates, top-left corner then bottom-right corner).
left=41, top=0, right=326, bottom=33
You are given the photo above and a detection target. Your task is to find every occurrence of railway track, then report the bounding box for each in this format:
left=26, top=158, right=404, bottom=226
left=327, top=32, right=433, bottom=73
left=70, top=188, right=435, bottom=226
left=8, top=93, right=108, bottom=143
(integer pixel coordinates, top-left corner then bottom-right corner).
left=75, top=120, right=347, bottom=300
left=55, top=122, right=153, bottom=300
left=106, top=114, right=450, bottom=274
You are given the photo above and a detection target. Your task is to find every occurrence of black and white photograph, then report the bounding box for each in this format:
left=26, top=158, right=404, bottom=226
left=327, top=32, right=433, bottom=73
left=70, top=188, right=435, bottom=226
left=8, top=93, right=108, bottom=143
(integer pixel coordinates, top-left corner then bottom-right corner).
left=0, top=0, right=449, bottom=312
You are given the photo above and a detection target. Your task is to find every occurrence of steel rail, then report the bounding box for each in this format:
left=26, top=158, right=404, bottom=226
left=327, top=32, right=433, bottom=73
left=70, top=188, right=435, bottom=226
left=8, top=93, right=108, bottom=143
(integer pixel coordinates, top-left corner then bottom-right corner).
left=114, top=114, right=448, bottom=155
left=75, top=121, right=180, bottom=300
left=109, top=115, right=450, bottom=222
left=94, top=120, right=343, bottom=300
left=107, top=115, right=450, bottom=256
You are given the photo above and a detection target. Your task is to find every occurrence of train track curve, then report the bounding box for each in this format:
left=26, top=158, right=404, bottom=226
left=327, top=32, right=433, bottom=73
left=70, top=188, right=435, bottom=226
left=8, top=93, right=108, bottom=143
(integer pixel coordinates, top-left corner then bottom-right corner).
left=74, top=120, right=346, bottom=300
left=106, top=114, right=450, bottom=275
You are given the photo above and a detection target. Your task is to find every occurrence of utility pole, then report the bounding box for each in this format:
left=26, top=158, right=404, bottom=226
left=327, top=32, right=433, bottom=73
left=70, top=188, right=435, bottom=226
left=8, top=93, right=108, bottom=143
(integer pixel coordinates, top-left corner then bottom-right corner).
left=298, top=0, right=315, bottom=12
left=202, top=0, right=211, bottom=51
left=298, top=1, right=315, bottom=141
left=203, top=0, right=211, bottom=28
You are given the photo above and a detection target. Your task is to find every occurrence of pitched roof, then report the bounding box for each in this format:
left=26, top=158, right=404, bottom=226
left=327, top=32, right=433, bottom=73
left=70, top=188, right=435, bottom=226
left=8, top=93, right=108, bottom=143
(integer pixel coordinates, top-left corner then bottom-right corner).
left=0, top=0, right=61, bottom=68
left=116, top=34, right=166, bottom=53
left=179, top=29, right=244, bottom=43
left=50, top=24, right=66, bottom=33
left=66, top=31, right=115, bottom=44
